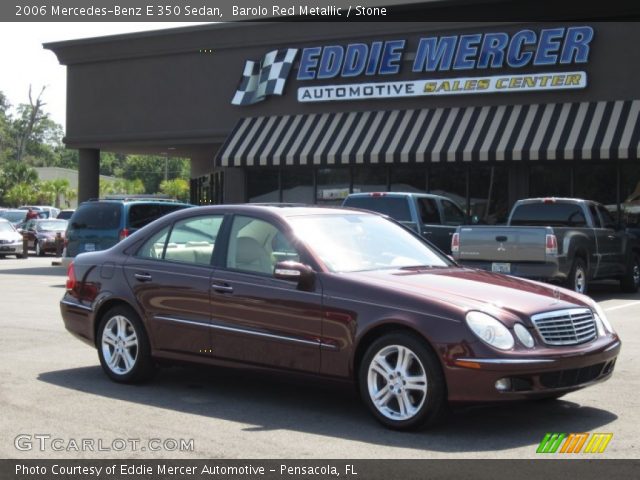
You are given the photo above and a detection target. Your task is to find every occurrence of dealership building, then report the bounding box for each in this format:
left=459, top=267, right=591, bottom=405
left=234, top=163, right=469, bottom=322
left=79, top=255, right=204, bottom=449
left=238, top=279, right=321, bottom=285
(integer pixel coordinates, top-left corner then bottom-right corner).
left=45, top=20, right=640, bottom=223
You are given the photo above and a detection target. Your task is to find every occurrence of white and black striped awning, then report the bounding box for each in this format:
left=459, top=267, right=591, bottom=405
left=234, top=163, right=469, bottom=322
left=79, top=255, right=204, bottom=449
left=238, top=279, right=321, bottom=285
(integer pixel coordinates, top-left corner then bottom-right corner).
left=216, top=99, right=640, bottom=167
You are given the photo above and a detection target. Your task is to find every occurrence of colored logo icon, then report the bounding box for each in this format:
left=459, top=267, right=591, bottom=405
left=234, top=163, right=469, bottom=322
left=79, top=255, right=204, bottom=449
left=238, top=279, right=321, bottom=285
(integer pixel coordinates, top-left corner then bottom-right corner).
left=536, top=433, right=613, bottom=454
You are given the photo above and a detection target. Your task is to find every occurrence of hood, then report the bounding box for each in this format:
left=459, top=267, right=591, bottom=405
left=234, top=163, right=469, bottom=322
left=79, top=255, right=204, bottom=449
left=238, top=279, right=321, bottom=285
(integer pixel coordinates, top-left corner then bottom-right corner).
left=345, top=267, right=590, bottom=325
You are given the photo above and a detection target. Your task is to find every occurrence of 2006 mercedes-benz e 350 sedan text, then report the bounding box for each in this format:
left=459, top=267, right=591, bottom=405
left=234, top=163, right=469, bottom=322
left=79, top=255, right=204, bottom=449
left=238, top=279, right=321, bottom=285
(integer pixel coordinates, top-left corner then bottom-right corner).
left=60, top=205, right=620, bottom=430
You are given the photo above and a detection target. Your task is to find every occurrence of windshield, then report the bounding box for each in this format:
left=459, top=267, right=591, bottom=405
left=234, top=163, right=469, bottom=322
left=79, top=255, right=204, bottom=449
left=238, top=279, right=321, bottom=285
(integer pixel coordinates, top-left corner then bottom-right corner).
left=37, top=220, right=67, bottom=231
left=0, top=222, right=16, bottom=233
left=289, top=213, right=450, bottom=273
left=0, top=211, right=26, bottom=223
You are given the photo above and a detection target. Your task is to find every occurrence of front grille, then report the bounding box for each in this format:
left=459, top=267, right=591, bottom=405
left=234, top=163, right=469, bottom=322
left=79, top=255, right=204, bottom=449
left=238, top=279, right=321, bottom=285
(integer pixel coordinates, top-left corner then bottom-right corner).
left=531, top=308, right=597, bottom=346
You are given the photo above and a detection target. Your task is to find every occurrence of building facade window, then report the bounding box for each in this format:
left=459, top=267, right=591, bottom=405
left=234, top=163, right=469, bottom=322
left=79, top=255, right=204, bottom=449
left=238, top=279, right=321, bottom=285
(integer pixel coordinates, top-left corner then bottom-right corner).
left=247, top=168, right=280, bottom=203
left=316, top=168, right=350, bottom=205
left=282, top=169, right=314, bottom=204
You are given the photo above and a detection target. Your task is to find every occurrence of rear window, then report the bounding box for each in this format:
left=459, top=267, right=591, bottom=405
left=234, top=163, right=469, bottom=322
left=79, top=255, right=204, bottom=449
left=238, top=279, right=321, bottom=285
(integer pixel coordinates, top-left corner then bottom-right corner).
left=70, top=203, right=122, bottom=230
left=343, top=196, right=412, bottom=222
left=510, top=203, right=587, bottom=227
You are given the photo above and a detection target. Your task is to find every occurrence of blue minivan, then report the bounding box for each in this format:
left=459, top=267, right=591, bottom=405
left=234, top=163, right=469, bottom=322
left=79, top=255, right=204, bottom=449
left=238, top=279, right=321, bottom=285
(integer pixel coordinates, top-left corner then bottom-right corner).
left=62, top=196, right=192, bottom=266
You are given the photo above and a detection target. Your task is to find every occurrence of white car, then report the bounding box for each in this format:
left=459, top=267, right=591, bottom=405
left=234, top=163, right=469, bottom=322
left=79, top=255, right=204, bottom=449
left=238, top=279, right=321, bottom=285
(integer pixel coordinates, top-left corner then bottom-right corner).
left=18, top=205, right=61, bottom=219
left=0, top=218, right=24, bottom=258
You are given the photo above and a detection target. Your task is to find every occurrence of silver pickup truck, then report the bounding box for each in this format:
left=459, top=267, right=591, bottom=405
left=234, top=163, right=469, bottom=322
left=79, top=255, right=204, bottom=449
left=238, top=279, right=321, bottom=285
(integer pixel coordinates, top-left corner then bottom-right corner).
left=452, top=198, right=640, bottom=294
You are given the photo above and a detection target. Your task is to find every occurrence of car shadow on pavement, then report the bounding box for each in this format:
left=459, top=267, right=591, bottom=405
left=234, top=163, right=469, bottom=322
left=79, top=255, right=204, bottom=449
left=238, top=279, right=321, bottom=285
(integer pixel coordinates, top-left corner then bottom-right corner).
left=0, top=266, right=66, bottom=276
left=38, top=364, right=618, bottom=453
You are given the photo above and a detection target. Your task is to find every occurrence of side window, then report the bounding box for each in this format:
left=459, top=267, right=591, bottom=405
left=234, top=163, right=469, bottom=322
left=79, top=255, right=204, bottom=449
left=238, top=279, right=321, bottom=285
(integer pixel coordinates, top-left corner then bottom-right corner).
left=589, top=205, right=602, bottom=228
left=137, top=215, right=222, bottom=265
left=137, top=226, right=170, bottom=260
left=442, top=200, right=466, bottom=226
left=226, top=216, right=299, bottom=275
left=128, top=204, right=163, bottom=230
left=417, top=198, right=439, bottom=224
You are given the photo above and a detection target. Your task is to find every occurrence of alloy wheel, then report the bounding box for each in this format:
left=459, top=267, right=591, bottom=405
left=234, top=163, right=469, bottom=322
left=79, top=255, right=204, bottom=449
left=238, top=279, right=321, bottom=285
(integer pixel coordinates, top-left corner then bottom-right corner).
left=367, top=344, right=428, bottom=421
left=101, top=315, right=138, bottom=375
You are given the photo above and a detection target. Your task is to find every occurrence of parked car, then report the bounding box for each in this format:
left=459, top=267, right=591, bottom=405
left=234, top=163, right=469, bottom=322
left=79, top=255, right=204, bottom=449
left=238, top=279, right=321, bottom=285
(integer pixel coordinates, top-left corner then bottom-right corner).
left=60, top=205, right=620, bottom=430
left=20, top=218, right=68, bottom=256
left=62, top=197, right=192, bottom=266
left=0, top=209, right=27, bottom=226
left=452, top=198, right=640, bottom=294
left=0, top=218, right=24, bottom=259
left=19, top=206, right=61, bottom=219
left=56, top=209, right=75, bottom=220
left=342, top=192, right=469, bottom=253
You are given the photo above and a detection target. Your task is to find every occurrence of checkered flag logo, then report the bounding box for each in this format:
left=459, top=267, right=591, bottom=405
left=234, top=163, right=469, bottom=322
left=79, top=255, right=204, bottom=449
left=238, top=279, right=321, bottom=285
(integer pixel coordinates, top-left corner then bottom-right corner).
left=232, top=49, right=298, bottom=106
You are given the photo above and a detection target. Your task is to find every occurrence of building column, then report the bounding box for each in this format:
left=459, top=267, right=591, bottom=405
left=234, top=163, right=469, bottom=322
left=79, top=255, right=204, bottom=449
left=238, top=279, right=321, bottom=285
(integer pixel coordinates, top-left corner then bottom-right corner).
left=78, top=148, right=100, bottom=203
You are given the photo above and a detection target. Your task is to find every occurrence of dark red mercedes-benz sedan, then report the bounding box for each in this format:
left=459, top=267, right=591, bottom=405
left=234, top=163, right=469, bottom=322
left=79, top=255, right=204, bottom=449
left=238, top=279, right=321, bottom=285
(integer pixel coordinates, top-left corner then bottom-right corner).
left=60, top=205, right=620, bottom=430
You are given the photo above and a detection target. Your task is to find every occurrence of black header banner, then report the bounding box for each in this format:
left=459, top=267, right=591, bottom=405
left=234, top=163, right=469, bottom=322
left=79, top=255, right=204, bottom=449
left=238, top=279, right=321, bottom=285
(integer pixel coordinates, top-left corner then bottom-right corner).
left=4, top=0, right=640, bottom=21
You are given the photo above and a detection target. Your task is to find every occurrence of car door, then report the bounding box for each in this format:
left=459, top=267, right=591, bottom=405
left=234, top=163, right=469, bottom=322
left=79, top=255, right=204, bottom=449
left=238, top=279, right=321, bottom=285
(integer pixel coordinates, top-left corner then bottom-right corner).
left=430, top=198, right=465, bottom=253
left=596, top=204, right=625, bottom=276
left=208, top=214, right=322, bottom=373
left=123, top=213, right=224, bottom=357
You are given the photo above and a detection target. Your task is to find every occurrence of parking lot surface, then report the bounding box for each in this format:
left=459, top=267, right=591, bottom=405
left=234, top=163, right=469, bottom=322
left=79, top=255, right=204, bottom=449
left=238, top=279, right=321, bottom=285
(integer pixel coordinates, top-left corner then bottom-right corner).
left=0, top=256, right=638, bottom=459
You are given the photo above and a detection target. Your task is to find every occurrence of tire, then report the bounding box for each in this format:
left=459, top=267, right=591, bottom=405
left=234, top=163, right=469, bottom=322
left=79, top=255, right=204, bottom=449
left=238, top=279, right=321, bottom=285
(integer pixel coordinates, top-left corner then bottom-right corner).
left=620, top=253, right=640, bottom=293
left=567, top=258, right=588, bottom=294
left=97, top=305, right=155, bottom=384
left=359, top=332, right=447, bottom=431
left=36, top=241, right=44, bottom=257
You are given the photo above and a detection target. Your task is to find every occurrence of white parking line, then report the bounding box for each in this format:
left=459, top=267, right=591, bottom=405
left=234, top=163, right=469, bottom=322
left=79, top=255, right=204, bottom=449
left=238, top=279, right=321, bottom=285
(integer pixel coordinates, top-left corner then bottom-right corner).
left=603, top=301, right=640, bottom=312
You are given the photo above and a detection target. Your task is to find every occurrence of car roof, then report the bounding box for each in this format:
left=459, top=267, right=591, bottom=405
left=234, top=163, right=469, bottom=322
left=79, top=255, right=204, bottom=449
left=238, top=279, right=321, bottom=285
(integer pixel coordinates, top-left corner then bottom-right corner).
left=188, top=203, right=370, bottom=219
left=345, top=192, right=449, bottom=200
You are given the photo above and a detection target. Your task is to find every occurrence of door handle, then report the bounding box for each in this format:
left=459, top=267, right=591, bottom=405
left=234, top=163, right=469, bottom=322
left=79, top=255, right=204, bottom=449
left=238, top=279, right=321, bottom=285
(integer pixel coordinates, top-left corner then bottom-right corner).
left=134, top=272, right=152, bottom=282
left=607, top=235, right=616, bottom=240
left=211, top=281, right=234, bottom=294
left=422, top=231, right=433, bottom=236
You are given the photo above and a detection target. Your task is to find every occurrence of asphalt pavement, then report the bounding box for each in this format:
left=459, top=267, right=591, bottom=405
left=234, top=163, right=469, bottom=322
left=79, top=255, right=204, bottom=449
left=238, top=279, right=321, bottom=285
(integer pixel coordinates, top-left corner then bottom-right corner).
left=0, top=256, right=637, bottom=459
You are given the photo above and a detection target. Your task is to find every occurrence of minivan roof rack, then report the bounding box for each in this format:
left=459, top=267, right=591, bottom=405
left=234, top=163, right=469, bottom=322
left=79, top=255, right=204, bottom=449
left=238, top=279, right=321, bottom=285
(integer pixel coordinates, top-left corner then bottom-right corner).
left=86, top=195, right=180, bottom=203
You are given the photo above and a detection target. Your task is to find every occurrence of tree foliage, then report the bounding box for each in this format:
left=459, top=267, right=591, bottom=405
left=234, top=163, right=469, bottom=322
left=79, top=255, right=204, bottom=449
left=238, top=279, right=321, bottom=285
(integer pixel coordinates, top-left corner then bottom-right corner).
left=160, top=178, right=190, bottom=202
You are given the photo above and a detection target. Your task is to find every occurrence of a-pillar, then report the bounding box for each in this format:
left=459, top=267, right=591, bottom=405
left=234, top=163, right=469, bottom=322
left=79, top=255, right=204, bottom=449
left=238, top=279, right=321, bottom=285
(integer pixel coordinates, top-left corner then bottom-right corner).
left=78, top=148, right=100, bottom=203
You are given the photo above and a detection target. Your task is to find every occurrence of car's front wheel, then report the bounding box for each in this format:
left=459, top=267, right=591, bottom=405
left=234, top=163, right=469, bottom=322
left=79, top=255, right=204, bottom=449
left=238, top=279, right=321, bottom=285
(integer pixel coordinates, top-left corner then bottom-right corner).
left=97, top=305, right=155, bottom=383
left=359, top=332, right=447, bottom=430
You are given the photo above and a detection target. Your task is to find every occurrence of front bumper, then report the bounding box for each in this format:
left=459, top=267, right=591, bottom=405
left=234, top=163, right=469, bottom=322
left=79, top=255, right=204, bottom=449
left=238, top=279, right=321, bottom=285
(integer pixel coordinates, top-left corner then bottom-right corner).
left=443, top=337, right=620, bottom=402
left=0, top=242, right=24, bottom=255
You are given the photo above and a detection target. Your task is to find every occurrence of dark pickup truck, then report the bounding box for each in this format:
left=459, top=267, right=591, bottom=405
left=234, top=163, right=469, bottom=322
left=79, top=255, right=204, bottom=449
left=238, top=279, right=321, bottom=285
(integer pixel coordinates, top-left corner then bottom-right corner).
left=342, top=192, right=467, bottom=253
left=452, top=198, right=640, bottom=294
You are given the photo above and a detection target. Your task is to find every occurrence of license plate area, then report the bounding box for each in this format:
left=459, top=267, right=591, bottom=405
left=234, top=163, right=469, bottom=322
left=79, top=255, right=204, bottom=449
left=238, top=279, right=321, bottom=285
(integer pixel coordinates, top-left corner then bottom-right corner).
left=491, top=262, right=511, bottom=274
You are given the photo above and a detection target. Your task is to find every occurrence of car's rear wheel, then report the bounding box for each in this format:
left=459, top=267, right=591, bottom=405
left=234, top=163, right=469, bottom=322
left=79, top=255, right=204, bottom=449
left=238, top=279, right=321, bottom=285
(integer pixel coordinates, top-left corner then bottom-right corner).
left=97, top=305, right=155, bottom=383
left=567, top=258, right=588, bottom=294
left=359, top=332, right=446, bottom=430
left=621, top=253, right=640, bottom=293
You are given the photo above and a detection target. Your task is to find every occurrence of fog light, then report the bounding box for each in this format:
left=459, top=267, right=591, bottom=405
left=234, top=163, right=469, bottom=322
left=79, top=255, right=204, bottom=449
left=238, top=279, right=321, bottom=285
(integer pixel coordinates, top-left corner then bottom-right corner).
left=495, top=378, right=512, bottom=392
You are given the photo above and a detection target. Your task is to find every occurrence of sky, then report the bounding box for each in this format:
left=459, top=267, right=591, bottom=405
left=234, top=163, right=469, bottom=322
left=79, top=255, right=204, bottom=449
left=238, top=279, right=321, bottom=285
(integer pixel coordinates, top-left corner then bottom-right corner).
left=0, top=22, right=210, bottom=127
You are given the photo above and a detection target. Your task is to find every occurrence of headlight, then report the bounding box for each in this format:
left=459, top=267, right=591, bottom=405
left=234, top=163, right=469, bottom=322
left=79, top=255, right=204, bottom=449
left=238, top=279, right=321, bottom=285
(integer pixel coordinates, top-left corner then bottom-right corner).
left=513, top=323, right=535, bottom=348
left=465, top=311, right=514, bottom=350
left=592, top=302, right=615, bottom=335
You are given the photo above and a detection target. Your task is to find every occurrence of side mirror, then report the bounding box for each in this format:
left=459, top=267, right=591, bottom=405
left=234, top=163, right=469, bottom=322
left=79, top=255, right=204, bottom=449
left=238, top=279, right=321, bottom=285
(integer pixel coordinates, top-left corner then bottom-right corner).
left=274, top=261, right=315, bottom=290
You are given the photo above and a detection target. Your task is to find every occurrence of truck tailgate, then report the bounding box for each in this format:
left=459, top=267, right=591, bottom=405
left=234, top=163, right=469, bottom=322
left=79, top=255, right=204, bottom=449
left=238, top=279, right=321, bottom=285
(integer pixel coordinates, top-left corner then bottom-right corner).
left=457, top=226, right=549, bottom=262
